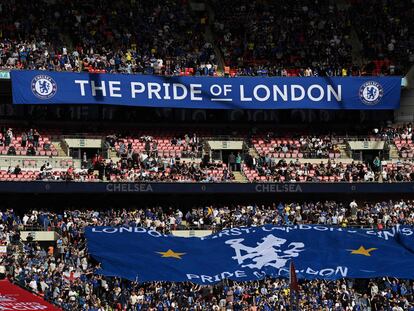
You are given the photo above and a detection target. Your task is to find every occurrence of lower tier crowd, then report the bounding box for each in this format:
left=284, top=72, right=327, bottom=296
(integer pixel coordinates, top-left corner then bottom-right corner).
left=0, top=200, right=414, bottom=310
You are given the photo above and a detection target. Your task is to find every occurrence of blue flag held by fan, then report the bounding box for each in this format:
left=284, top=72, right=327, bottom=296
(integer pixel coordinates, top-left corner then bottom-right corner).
left=85, top=225, right=414, bottom=284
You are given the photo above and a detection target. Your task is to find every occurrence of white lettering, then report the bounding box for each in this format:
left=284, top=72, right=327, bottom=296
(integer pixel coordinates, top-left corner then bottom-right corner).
left=307, top=84, right=324, bottom=101
left=173, top=83, right=187, bottom=100
left=91, top=80, right=107, bottom=96
left=201, top=275, right=213, bottom=283
left=306, top=267, right=319, bottom=275
left=131, top=82, right=145, bottom=98
left=240, top=85, right=252, bottom=101
left=74, top=80, right=89, bottom=96
left=234, top=270, right=247, bottom=278
left=382, top=230, right=395, bottom=241
left=223, top=85, right=232, bottom=96
left=119, top=227, right=133, bottom=233
left=148, top=82, right=162, bottom=99
left=186, top=274, right=200, bottom=280
left=314, top=226, right=329, bottom=231
left=229, top=228, right=242, bottom=235
left=163, top=83, right=171, bottom=99
left=327, top=85, right=341, bottom=101
left=220, top=272, right=233, bottom=279
left=253, top=85, right=271, bottom=102
left=102, top=228, right=117, bottom=234
left=336, top=266, right=348, bottom=277
left=190, top=84, right=202, bottom=101
left=319, top=268, right=334, bottom=276
left=210, top=85, right=221, bottom=96
left=148, top=230, right=162, bottom=237
left=108, top=81, right=122, bottom=97
left=273, top=85, right=288, bottom=101
left=291, top=85, right=305, bottom=101
left=253, top=271, right=266, bottom=278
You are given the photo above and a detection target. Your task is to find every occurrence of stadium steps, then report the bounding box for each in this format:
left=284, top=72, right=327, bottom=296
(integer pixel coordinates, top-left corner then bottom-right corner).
left=337, top=143, right=350, bottom=158
left=203, top=0, right=226, bottom=72
left=336, top=0, right=364, bottom=64
left=108, top=149, right=119, bottom=161
left=349, top=28, right=364, bottom=65
left=52, top=140, right=68, bottom=157
left=389, top=144, right=400, bottom=159
left=248, top=147, right=259, bottom=158
left=233, top=171, right=247, bottom=183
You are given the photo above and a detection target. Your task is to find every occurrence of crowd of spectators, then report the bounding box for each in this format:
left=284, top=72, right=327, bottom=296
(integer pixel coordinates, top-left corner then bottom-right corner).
left=0, top=0, right=216, bottom=76
left=0, top=0, right=412, bottom=77
left=373, top=124, right=414, bottom=158
left=0, top=127, right=56, bottom=156
left=349, top=0, right=414, bottom=75
left=97, top=132, right=234, bottom=182
left=253, top=133, right=341, bottom=159
left=0, top=126, right=56, bottom=156
left=243, top=158, right=414, bottom=183
left=1, top=199, right=414, bottom=309
left=212, top=0, right=354, bottom=76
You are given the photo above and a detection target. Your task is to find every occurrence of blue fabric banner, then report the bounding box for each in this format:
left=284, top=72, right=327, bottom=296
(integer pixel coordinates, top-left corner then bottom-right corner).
left=11, top=70, right=401, bottom=109
left=85, top=225, right=414, bottom=284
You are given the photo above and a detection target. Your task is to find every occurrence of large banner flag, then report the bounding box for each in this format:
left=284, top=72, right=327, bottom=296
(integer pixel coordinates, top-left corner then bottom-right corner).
left=86, top=225, right=414, bottom=284
left=11, top=70, right=401, bottom=110
left=0, top=280, right=61, bottom=310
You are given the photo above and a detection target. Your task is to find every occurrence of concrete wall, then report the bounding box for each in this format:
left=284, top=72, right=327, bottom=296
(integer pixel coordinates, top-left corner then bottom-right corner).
left=395, top=66, right=414, bottom=122
left=20, top=231, right=60, bottom=241
left=0, top=155, right=80, bottom=170
left=348, top=141, right=385, bottom=150
left=208, top=141, right=243, bottom=150
left=64, top=138, right=103, bottom=148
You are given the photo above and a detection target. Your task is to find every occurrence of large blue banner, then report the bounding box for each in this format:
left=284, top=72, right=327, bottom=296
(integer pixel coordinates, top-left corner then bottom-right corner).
left=11, top=70, right=401, bottom=109
left=85, top=225, right=414, bottom=284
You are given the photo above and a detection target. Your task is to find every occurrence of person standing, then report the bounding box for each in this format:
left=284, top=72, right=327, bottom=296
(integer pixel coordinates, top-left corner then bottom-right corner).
left=236, top=152, right=242, bottom=171
left=228, top=152, right=236, bottom=171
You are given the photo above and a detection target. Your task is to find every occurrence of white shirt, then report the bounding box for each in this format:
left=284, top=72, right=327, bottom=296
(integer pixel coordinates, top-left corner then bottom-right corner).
left=29, top=280, right=38, bottom=292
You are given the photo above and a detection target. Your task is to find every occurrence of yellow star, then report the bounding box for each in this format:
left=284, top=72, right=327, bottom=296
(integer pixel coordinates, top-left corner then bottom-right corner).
left=349, top=246, right=377, bottom=256
left=156, top=249, right=186, bottom=259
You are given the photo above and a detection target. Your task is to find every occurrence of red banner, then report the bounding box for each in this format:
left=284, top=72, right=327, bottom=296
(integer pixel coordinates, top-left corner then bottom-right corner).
left=0, top=280, right=61, bottom=310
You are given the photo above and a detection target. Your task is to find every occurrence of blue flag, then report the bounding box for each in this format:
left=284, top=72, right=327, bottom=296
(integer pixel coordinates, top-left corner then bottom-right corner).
left=11, top=70, right=401, bottom=110
left=85, top=225, right=414, bottom=284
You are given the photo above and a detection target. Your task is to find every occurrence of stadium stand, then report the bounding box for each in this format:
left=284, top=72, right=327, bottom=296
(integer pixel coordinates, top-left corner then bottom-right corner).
left=0, top=125, right=413, bottom=182
left=1, top=200, right=414, bottom=309
left=1, top=0, right=411, bottom=76
left=0, top=0, right=413, bottom=310
left=0, top=0, right=216, bottom=76
left=349, top=0, right=414, bottom=75
left=212, top=0, right=354, bottom=76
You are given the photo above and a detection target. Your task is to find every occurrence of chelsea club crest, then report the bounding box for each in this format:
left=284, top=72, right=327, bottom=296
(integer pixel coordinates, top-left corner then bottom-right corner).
left=31, top=75, right=57, bottom=99
left=359, top=81, right=383, bottom=105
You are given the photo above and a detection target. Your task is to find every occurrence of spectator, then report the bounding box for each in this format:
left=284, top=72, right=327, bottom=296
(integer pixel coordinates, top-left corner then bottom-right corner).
left=13, top=165, right=21, bottom=175
left=21, top=131, right=27, bottom=147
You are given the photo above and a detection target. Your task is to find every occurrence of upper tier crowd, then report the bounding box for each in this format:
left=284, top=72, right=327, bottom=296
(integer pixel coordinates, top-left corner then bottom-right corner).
left=1, top=200, right=414, bottom=310
left=1, top=125, right=414, bottom=183
left=0, top=0, right=216, bottom=76
left=0, top=0, right=412, bottom=76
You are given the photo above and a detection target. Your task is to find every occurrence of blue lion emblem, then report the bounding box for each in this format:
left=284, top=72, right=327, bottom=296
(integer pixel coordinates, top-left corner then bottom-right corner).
left=31, top=75, right=57, bottom=99
left=39, top=80, right=50, bottom=94
left=366, top=86, right=377, bottom=99
left=359, top=81, right=383, bottom=106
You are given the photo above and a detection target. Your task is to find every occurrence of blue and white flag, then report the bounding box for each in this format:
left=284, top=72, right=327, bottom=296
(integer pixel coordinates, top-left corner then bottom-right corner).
left=85, top=225, right=414, bottom=284
left=11, top=70, right=401, bottom=110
